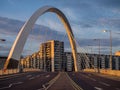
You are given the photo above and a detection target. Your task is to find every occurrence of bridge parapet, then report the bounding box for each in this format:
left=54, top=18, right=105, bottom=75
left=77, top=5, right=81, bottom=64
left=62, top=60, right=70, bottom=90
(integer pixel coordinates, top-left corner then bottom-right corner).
left=84, top=69, right=120, bottom=77
left=0, top=68, right=40, bottom=76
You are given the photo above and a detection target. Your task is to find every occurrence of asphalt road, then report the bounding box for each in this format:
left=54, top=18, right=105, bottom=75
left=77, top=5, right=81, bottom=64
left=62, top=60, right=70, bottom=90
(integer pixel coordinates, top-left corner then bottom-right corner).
left=0, top=71, right=58, bottom=90
left=48, top=72, right=77, bottom=90
left=68, top=72, right=120, bottom=90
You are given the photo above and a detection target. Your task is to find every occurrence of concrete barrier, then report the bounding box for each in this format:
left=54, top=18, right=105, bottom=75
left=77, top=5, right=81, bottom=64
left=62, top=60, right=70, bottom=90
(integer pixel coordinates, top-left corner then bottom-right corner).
left=0, top=68, right=40, bottom=76
left=0, top=69, right=19, bottom=75
left=23, top=68, right=40, bottom=72
left=83, top=69, right=120, bottom=77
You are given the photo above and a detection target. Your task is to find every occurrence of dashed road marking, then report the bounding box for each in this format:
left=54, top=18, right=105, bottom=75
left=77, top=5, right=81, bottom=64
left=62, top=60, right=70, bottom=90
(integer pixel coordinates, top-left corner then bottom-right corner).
left=9, top=84, right=12, bottom=87
left=13, top=82, right=23, bottom=85
left=26, top=75, right=32, bottom=78
left=0, top=82, right=23, bottom=89
left=0, top=86, right=10, bottom=90
left=99, top=81, right=110, bottom=86
left=46, top=75, right=50, bottom=78
left=94, top=87, right=103, bottom=90
left=10, top=82, right=23, bottom=87
left=29, top=77, right=35, bottom=80
left=0, top=73, right=25, bottom=81
left=116, top=88, right=120, bottom=90
left=90, top=78, right=96, bottom=81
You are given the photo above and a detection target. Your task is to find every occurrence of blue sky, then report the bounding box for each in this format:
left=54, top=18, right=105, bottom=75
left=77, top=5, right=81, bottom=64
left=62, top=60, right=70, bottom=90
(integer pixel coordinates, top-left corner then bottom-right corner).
left=0, top=0, right=120, bottom=56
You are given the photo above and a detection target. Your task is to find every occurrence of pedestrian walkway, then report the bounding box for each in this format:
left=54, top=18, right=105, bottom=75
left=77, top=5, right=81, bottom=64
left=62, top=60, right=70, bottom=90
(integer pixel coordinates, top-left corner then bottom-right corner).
left=47, top=72, right=82, bottom=90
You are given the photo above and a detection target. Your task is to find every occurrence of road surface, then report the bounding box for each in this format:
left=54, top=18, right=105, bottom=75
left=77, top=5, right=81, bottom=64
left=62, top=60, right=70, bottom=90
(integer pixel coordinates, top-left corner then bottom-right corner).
left=68, top=72, right=120, bottom=90
left=0, top=71, right=120, bottom=90
left=48, top=72, right=82, bottom=90
left=0, top=71, right=58, bottom=90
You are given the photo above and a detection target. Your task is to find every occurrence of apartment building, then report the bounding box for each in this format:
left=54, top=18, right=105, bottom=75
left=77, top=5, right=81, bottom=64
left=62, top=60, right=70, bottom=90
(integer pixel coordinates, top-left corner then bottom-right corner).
left=39, top=40, right=64, bottom=72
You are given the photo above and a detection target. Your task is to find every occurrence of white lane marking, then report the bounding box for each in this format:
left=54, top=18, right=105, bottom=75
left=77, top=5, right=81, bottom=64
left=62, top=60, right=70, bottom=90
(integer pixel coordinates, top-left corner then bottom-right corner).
left=46, top=75, right=50, bottom=78
left=37, top=88, right=44, bottom=90
left=37, top=85, right=46, bottom=90
left=94, top=87, right=103, bottom=90
left=116, top=88, right=120, bottom=90
left=82, top=74, right=97, bottom=81
left=42, top=84, right=46, bottom=89
left=9, top=84, right=13, bottom=87
left=90, top=78, right=96, bottom=81
left=26, top=75, right=32, bottom=78
left=9, top=82, right=23, bottom=87
left=0, top=82, right=23, bottom=89
left=99, top=81, right=110, bottom=86
left=0, top=74, right=25, bottom=81
left=29, top=77, right=35, bottom=80
left=13, top=82, right=23, bottom=85
left=0, top=86, right=10, bottom=90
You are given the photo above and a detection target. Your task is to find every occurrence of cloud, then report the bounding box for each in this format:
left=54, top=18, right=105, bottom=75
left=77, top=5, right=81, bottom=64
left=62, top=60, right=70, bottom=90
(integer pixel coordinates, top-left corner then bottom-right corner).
left=112, top=8, right=120, bottom=15
left=76, top=38, right=120, bottom=54
left=44, top=19, right=64, bottom=33
left=37, top=17, right=66, bottom=33
left=94, top=0, right=120, bottom=8
left=8, top=0, right=15, bottom=5
left=76, top=38, right=120, bottom=47
left=62, top=8, right=77, bottom=21
left=98, top=18, right=120, bottom=29
left=0, top=16, right=70, bottom=56
left=0, top=46, right=10, bottom=51
left=0, top=16, right=120, bottom=56
left=0, top=17, right=23, bottom=34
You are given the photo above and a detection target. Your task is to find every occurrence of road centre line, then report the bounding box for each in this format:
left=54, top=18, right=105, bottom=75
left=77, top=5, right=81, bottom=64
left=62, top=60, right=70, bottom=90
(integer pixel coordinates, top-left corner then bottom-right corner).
left=99, top=81, right=110, bottom=86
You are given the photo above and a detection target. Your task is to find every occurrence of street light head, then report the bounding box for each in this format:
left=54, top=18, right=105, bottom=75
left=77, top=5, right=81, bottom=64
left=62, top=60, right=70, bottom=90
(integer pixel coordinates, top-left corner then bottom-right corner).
left=102, top=30, right=108, bottom=32
left=0, top=39, right=6, bottom=41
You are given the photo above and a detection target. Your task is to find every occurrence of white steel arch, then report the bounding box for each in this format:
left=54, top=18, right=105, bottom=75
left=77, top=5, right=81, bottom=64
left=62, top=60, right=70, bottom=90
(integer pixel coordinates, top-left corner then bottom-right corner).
left=4, top=6, right=78, bottom=72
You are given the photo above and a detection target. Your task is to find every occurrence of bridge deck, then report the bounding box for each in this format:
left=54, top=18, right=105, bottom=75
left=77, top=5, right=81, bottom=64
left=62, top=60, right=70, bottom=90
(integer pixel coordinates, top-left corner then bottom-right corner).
left=48, top=72, right=81, bottom=90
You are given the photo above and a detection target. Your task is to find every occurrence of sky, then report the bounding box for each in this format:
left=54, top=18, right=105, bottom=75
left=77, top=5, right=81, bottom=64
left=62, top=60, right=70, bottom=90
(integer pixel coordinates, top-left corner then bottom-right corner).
left=0, top=0, right=120, bottom=56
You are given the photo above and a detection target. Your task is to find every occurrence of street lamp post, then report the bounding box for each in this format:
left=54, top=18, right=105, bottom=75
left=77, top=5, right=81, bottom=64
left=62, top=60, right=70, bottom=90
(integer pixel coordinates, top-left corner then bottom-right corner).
left=0, top=38, right=6, bottom=73
left=94, top=39, right=101, bottom=73
left=103, top=30, right=112, bottom=70
left=88, top=45, right=93, bottom=54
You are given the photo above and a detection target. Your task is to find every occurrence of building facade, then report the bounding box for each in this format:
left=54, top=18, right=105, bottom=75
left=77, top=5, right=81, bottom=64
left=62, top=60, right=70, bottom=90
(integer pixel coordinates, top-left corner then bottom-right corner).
left=21, top=40, right=64, bottom=72
left=39, top=40, right=64, bottom=72
left=20, top=40, right=120, bottom=72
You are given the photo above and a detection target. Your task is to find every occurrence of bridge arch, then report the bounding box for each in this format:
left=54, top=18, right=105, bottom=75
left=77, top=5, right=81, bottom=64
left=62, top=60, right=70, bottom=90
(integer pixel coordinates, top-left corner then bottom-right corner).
left=4, top=6, right=78, bottom=72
